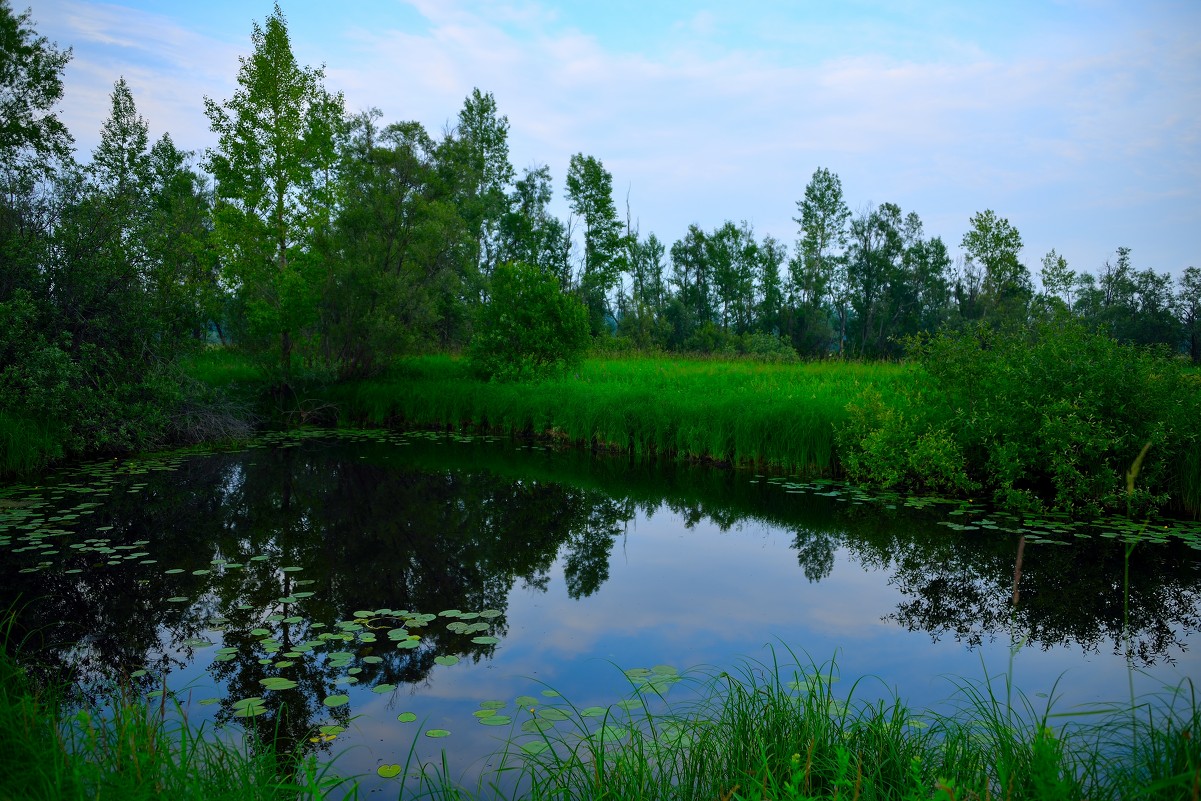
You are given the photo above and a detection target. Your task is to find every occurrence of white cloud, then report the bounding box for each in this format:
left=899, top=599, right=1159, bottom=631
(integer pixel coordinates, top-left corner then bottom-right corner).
left=24, top=0, right=1201, bottom=273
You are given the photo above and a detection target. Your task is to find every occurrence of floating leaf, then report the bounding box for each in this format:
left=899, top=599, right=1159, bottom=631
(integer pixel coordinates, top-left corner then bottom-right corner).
left=520, top=741, right=550, bottom=755
left=480, top=700, right=506, bottom=710
left=377, top=765, right=402, bottom=779
left=471, top=636, right=499, bottom=645
left=259, top=677, right=298, bottom=691
left=537, top=707, right=569, bottom=721
left=425, top=729, right=451, bottom=738
left=478, top=715, right=512, bottom=726
left=372, top=684, right=396, bottom=694
left=323, top=694, right=350, bottom=708
left=580, top=706, right=607, bottom=718
left=397, top=712, right=417, bottom=723
left=433, top=655, right=459, bottom=667
left=540, top=689, right=560, bottom=698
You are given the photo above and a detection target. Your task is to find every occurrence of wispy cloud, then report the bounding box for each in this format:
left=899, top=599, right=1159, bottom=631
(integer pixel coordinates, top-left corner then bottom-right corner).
left=25, top=0, right=1201, bottom=272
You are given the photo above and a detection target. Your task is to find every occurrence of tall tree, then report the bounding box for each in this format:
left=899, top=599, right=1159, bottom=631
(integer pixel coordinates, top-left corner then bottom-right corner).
left=565, top=153, right=623, bottom=333
left=441, top=88, right=514, bottom=296
left=846, top=202, right=904, bottom=356
left=0, top=0, right=72, bottom=296
left=499, top=164, right=570, bottom=286
left=789, top=168, right=849, bottom=355
left=322, top=111, right=461, bottom=375
left=1039, top=248, right=1075, bottom=311
left=960, top=209, right=1030, bottom=321
left=1179, top=267, right=1201, bottom=364
left=755, top=234, right=787, bottom=337
left=203, top=3, right=344, bottom=385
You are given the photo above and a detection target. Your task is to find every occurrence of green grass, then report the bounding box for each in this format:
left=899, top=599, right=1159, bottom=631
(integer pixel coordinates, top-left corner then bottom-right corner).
left=324, top=354, right=912, bottom=473
left=469, top=650, right=1201, bottom=801
left=0, top=410, right=62, bottom=476
left=0, top=638, right=355, bottom=801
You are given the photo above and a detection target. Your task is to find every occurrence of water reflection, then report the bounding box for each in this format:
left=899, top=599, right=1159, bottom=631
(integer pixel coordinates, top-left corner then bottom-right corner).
left=1, top=430, right=1199, bottom=780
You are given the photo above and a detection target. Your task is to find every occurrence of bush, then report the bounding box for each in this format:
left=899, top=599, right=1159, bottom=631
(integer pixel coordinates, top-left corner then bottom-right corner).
left=838, top=317, right=1201, bottom=515
left=468, top=262, right=590, bottom=382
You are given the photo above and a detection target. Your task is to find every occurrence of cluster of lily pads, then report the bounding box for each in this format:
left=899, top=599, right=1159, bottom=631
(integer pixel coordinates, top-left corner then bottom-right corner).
left=749, top=475, right=1201, bottom=550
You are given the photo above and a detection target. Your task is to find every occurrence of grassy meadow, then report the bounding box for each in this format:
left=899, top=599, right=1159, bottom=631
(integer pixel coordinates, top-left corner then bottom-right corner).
left=323, top=353, right=912, bottom=472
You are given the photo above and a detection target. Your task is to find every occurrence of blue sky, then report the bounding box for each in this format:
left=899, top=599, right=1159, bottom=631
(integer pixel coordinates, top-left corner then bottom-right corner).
left=26, top=0, right=1201, bottom=280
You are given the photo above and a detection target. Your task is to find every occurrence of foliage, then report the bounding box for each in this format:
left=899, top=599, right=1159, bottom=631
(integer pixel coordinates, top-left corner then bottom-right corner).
left=0, top=636, right=353, bottom=800
left=203, top=3, right=344, bottom=386
left=482, top=651, right=1200, bottom=801
left=839, top=317, right=1201, bottom=515
left=468, top=262, right=590, bottom=381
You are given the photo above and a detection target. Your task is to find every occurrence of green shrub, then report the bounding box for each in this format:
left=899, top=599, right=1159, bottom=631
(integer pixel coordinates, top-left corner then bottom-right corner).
left=838, top=317, right=1201, bottom=515
left=468, top=262, right=590, bottom=382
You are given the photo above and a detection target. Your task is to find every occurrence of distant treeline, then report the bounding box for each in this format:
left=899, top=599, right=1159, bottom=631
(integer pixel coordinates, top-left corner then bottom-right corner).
left=1, top=2, right=1198, bottom=470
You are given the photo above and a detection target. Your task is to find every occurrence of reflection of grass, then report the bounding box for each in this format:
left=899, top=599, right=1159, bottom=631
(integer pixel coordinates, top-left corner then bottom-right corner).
left=475, top=650, right=1200, bottom=801
left=0, top=636, right=355, bottom=801
left=326, top=355, right=911, bottom=472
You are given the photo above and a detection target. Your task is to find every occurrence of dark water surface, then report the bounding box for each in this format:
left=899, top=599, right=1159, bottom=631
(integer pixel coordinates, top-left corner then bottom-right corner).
left=2, top=428, right=1200, bottom=796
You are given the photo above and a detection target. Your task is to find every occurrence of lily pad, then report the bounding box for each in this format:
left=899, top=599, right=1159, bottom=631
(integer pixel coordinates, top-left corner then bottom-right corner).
left=425, top=729, right=451, bottom=738
left=322, top=694, right=350, bottom=708
left=433, top=655, right=459, bottom=667
left=478, top=715, right=512, bottom=726
left=397, top=712, right=417, bottom=723
left=471, top=636, right=499, bottom=645
left=372, top=684, right=396, bottom=694
left=377, top=765, right=402, bottom=779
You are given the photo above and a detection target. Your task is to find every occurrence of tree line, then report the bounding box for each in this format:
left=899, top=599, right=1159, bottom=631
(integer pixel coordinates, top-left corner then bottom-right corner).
left=2, top=3, right=1199, bottom=459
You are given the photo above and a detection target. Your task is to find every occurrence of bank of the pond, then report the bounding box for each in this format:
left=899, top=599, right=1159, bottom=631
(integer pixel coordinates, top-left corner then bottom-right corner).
left=321, top=354, right=910, bottom=473
left=0, top=639, right=353, bottom=801
left=318, top=351, right=1201, bottom=516
left=6, top=641, right=1197, bottom=801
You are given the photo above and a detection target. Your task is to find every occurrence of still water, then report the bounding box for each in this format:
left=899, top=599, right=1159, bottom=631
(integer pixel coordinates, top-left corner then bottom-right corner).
left=2, top=428, right=1199, bottom=795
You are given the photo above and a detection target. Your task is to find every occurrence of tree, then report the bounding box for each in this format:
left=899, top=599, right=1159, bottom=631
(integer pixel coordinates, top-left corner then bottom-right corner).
left=845, top=202, right=903, bottom=356
left=1179, top=267, right=1201, bottom=364
left=499, top=164, right=571, bottom=286
left=0, top=0, right=71, bottom=187
left=789, top=167, right=849, bottom=355
left=468, top=261, right=589, bottom=381
left=960, top=209, right=1030, bottom=320
left=565, top=153, right=624, bottom=333
left=203, top=3, right=344, bottom=385
left=755, top=235, right=786, bottom=336
left=0, top=0, right=72, bottom=296
left=1039, top=249, right=1075, bottom=311
left=669, top=224, right=710, bottom=342
left=440, top=88, right=514, bottom=294
left=321, top=111, right=460, bottom=376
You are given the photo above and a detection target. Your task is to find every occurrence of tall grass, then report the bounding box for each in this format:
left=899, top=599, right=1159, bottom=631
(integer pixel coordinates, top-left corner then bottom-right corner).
left=470, top=650, right=1200, bottom=801
left=0, top=410, right=61, bottom=476
left=0, top=634, right=355, bottom=800
left=325, top=355, right=912, bottom=473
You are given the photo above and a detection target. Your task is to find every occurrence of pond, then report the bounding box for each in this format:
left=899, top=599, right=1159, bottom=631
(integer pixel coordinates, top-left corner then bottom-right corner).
left=2, top=428, right=1200, bottom=797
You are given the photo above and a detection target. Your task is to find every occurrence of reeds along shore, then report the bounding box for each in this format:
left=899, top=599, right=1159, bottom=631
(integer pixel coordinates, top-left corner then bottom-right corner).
left=324, top=354, right=911, bottom=472
left=5, top=640, right=1198, bottom=801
